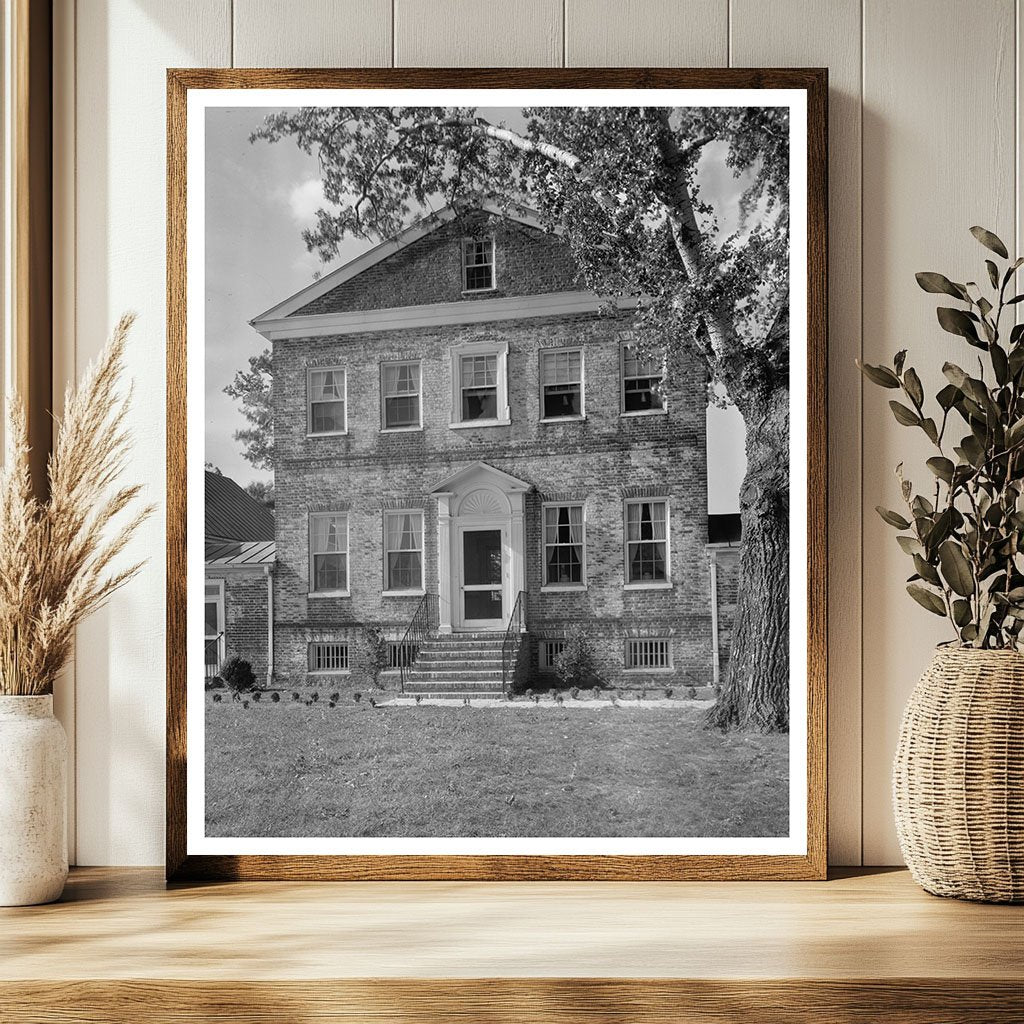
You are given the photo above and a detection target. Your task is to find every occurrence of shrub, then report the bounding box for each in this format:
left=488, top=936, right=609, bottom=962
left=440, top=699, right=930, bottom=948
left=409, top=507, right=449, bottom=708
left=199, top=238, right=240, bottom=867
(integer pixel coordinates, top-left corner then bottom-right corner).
left=554, top=626, right=596, bottom=688
left=688, top=686, right=697, bottom=699
left=310, top=692, right=319, bottom=703
left=270, top=691, right=280, bottom=703
left=242, top=700, right=250, bottom=709
left=212, top=693, right=222, bottom=703
left=664, top=687, right=673, bottom=698
left=220, top=656, right=256, bottom=693
left=292, top=692, right=300, bottom=702
left=330, top=692, right=340, bottom=703
left=592, top=686, right=601, bottom=699
left=252, top=691, right=261, bottom=702
left=570, top=686, right=580, bottom=700
left=353, top=692, right=362, bottom=703
left=358, top=626, right=389, bottom=688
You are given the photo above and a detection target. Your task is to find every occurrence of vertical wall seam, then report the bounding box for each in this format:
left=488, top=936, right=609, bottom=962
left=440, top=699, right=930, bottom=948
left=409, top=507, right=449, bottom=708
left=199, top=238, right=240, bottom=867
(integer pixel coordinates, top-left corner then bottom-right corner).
left=726, top=0, right=731, bottom=67
left=391, top=0, right=396, bottom=67
left=562, top=0, right=567, bottom=68
left=229, top=0, right=234, bottom=69
left=859, top=0, right=866, bottom=867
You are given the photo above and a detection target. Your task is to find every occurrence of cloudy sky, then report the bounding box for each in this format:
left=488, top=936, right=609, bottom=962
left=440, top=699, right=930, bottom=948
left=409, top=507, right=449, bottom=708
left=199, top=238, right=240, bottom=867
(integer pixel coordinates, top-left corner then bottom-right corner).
left=204, top=106, right=749, bottom=513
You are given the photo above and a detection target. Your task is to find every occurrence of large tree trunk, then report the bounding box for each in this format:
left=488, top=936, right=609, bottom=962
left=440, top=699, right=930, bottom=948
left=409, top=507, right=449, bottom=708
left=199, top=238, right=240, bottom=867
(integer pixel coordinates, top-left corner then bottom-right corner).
left=706, top=384, right=790, bottom=733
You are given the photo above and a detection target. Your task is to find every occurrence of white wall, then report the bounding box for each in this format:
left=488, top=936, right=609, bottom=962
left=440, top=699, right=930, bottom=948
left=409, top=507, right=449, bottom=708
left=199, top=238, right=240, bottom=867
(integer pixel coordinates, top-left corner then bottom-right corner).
left=53, top=0, right=1023, bottom=866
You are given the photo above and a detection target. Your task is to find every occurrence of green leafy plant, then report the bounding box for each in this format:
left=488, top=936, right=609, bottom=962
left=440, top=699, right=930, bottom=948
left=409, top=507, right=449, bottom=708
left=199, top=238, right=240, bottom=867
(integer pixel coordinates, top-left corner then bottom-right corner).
left=859, top=226, right=1024, bottom=648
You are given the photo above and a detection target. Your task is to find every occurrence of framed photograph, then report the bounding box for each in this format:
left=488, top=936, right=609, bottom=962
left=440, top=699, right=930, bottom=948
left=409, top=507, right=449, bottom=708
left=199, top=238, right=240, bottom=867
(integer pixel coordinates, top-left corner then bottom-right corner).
left=167, top=69, right=827, bottom=881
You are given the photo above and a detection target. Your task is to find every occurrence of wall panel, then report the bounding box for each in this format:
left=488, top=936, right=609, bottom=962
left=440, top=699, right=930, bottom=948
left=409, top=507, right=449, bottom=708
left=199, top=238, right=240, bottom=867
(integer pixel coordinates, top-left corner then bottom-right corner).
left=69, top=0, right=231, bottom=865
left=233, top=0, right=392, bottom=67
left=730, top=0, right=863, bottom=864
left=565, top=0, right=727, bottom=67
left=394, top=0, right=563, bottom=67
left=862, top=0, right=1017, bottom=864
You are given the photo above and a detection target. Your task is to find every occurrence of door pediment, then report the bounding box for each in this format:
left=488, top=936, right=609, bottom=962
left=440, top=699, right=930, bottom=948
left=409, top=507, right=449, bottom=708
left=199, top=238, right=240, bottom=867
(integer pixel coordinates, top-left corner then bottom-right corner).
left=430, top=461, right=532, bottom=498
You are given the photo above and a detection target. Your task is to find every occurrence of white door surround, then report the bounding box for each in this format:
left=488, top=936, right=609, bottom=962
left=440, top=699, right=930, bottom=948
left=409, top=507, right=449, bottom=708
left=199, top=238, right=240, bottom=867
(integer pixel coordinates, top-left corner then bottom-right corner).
left=431, top=461, right=530, bottom=633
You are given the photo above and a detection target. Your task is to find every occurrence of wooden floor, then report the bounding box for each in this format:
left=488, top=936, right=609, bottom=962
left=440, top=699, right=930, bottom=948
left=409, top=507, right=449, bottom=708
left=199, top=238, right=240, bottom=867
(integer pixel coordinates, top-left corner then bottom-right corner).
left=2, top=867, right=1022, bottom=1022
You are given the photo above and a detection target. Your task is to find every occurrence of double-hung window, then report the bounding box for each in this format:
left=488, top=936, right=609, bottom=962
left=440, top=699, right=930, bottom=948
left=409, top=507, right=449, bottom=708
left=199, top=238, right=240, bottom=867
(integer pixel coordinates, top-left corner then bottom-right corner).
left=624, top=500, right=670, bottom=586
left=309, top=513, right=348, bottom=594
left=384, top=510, right=424, bottom=592
left=381, top=360, right=421, bottom=430
left=461, top=354, right=498, bottom=420
left=540, top=348, right=583, bottom=419
left=621, top=344, right=666, bottom=414
left=307, top=367, right=347, bottom=434
left=543, top=503, right=586, bottom=588
left=462, top=237, right=495, bottom=291
left=451, top=343, right=509, bottom=426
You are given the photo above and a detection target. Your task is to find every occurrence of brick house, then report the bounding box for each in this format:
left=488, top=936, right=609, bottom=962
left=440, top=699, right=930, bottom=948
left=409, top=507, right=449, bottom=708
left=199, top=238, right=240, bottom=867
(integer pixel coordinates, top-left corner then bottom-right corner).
left=251, top=202, right=722, bottom=693
left=204, top=471, right=275, bottom=684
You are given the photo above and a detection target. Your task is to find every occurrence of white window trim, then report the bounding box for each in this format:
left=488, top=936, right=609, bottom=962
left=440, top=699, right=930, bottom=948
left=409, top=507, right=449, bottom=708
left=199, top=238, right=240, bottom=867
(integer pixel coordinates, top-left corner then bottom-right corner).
left=380, top=358, right=424, bottom=432
left=619, top=342, right=668, bottom=418
left=204, top=579, right=226, bottom=664
left=624, top=637, right=675, bottom=672
left=538, top=346, right=586, bottom=423
left=306, top=365, right=348, bottom=436
left=622, top=498, right=672, bottom=590
left=540, top=501, right=587, bottom=592
left=307, top=641, right=351, bottom=675
left=449, top=340, right=511, bottom=427
left=308, top=511, right=350, bottom=597
left=382, top=508, right=425, bottom=595
left=461, top=235, right=497, bottom=294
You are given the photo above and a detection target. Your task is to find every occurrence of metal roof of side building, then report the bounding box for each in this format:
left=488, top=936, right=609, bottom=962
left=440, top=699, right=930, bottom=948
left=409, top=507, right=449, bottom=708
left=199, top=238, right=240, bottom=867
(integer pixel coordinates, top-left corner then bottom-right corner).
left=205, top=471, right=275, bottom=543
left=205, top=539, right=276, bottom=567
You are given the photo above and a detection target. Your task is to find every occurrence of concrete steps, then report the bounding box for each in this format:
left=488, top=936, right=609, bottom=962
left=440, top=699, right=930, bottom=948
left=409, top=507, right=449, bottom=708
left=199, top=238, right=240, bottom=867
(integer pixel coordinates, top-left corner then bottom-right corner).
left=403, top=631, right=522, bottom=697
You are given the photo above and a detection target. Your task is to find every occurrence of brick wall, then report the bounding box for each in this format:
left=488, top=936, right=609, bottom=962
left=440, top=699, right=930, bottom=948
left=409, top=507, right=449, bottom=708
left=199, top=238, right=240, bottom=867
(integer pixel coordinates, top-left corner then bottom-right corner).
left=272, top=307, right=712, bottom=688
left=295, top=212, right=581, bottom=316
left=207, top=570, right=271, bottom=681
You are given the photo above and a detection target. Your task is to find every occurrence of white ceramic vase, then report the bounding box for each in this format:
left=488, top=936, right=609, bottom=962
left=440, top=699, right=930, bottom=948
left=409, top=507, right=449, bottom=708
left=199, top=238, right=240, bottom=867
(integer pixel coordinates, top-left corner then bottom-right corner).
left=0, top=695, right=68, bottom=906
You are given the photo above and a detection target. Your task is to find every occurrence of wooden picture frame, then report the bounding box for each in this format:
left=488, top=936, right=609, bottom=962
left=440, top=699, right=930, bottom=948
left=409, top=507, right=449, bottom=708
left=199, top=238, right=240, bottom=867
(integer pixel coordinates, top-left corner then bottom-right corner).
left=167, top=68, right=827, bottom=882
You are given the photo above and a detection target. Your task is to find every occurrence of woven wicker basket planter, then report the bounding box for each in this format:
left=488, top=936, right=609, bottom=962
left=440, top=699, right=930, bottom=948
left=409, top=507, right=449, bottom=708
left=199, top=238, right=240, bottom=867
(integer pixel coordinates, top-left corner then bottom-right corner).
left=893, top=647, right=1024, bottom=902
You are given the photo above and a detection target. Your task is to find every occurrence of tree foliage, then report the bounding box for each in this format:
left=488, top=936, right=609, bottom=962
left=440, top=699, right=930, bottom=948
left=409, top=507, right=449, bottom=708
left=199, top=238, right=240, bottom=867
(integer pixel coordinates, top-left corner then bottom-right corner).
left=224, top=348, right=274, bottom=472
left=861, top=228, right=1024, bottom=649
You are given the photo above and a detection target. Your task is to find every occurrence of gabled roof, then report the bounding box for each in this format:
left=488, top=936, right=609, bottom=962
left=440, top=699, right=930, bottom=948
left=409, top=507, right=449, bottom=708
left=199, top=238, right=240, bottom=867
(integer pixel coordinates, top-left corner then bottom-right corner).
left=250, top=200, right=551, bottom=327
left=205, top=472, right=275, bottom=543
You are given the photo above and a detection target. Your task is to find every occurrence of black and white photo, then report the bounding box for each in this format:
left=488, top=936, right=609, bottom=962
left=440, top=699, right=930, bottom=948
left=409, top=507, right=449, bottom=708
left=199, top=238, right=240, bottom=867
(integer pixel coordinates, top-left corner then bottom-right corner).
left=168, top=73, right=826, bottom=878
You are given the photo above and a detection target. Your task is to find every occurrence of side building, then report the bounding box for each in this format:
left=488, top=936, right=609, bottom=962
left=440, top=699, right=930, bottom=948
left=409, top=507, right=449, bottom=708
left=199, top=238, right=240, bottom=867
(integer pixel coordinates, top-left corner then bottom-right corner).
left=204, top=471, right=275, bottom=685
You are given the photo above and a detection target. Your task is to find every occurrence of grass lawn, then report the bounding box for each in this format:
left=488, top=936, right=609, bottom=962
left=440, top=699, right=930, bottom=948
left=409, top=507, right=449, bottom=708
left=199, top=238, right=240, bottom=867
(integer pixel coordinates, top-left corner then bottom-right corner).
left=205, top=701, right=788, bottom=839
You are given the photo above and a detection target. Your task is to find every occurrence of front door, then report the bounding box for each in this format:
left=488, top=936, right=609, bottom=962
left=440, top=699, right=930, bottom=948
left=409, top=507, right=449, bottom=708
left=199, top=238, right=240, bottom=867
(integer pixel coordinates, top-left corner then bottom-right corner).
left=459, top=528, right=504, bottom=629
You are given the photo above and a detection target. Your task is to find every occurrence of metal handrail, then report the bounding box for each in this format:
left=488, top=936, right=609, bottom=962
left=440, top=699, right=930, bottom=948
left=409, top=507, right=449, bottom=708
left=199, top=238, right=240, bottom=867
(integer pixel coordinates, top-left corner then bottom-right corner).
left=398, top=593, right=438, bottom=693
left=501, top=591, right=527, bottom=696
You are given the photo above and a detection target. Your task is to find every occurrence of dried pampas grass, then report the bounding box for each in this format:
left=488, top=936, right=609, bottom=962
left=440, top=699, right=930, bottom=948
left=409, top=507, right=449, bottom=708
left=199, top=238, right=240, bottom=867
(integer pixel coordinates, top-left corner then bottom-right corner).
left=0, top=313, right=152, bottom=696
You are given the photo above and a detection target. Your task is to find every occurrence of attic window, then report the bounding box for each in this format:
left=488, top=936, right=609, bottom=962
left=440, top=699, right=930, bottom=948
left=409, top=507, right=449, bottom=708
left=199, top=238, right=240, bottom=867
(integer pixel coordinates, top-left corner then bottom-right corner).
left=462, top=238, right=495, bottom=292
